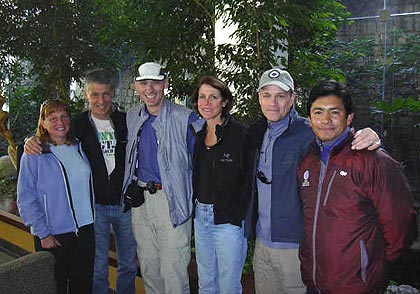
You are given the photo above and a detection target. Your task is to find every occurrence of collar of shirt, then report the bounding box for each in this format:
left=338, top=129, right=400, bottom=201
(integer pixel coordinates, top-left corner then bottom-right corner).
left=317, top=126, right=350, bottom=164
left=267, top=114, right=290, bottom=141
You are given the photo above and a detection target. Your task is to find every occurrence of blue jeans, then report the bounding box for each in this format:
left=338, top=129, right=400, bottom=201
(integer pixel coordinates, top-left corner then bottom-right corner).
left=93, top=204, right=137, bottom=294
left=194, top=201, right=247, bottom=294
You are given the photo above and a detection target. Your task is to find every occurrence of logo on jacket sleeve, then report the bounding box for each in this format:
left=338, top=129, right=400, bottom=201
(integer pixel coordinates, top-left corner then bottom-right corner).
left=302, top=170, right=310, bottom=187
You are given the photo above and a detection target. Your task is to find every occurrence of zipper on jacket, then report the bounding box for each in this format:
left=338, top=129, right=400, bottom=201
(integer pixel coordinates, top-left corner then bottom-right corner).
left=128, top=140, right=137, bottom=165
left=77, top=145, right=96, bottom=220
left=312, top=160, right=340, bottom=290
left=210, top=146, right=217, bottom=204
left=53, top=154, right=80, bottom=235
left=88, top=111, right=111, bottom=188
left=322, top=170, right=337, bottom=206
left=359, top=240, right=368, bottom=283
left=43, top=194, right=49, bottom=228
left=123, top=136, right=138, bottom=195
left=126, top=126, right=142, bottom=191
left=312, top=172, right=323, bottom=291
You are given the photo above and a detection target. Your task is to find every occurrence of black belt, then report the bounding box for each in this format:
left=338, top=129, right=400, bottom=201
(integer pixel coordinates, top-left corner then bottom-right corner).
left=141, top=181, right=163, bottom=194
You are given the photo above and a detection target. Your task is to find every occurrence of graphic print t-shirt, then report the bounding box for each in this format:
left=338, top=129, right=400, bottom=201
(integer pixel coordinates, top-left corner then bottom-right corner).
left=91, top=115, right=116, bottom=175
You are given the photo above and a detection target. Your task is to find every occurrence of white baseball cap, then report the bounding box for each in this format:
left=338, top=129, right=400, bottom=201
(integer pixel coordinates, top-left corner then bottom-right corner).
left=135, top=62, right=167, bottom=81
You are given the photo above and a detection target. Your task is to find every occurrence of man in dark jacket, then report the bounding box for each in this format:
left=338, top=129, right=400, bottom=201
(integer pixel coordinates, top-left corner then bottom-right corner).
left=298, top=80, right=417, bottom=293
left=244, top=68, right=382, bottom=294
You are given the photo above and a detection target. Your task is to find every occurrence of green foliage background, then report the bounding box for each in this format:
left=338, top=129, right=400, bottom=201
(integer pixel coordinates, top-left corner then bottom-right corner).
left=0, top=0, right=418, bottom=185
left=0, top=0, right=419, bottom=281
left=1, top=0, right=349, bottom=131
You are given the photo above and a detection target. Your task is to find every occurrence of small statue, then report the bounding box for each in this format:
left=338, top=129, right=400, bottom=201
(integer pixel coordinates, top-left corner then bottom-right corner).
left=0, top=93, right=17, bottom=169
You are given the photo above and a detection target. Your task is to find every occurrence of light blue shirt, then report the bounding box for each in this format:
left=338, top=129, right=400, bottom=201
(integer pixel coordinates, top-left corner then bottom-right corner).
left=50, top=144, right=93, bottom=227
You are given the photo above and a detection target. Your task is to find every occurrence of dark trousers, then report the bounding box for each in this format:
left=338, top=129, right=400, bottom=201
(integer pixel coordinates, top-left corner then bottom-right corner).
left=34, top=224, right=95, bottom=294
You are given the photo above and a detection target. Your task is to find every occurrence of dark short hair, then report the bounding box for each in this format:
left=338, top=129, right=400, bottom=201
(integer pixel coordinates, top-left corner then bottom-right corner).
left=84, top=69, right=116, bottom=92
left=191, top=76, right=233, bottom=118
left=307, top=80, right=353, bottom=116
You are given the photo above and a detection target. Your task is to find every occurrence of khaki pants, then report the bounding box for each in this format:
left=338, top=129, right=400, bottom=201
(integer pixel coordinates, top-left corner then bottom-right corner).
left=132, top=190, right=191, bottom=294
left=253, top=240, right=306, bottom=294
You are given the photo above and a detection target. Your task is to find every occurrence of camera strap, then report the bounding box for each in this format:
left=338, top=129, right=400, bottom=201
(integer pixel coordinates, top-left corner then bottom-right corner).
left=130, top=123, right=143, bottom=184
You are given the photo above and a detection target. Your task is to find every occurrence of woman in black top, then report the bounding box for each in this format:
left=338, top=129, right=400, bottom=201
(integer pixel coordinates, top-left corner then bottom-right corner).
left=190, top=76, right=249, bottom=294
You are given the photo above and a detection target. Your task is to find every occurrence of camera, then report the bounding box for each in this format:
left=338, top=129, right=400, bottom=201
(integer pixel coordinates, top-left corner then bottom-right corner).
left=123, top=181, right=145, bottom=212
left=146, top=181, right=158, bottom=194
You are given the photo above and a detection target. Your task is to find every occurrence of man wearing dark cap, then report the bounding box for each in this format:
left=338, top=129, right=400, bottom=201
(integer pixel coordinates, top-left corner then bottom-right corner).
left=123, top=62, right=198, bottom=294
left=244, top=68, right=381, bottom=294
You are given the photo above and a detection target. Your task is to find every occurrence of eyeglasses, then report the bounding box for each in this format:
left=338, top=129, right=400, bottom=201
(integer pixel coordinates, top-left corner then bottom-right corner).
left=257, top=170, right=272, bottom=184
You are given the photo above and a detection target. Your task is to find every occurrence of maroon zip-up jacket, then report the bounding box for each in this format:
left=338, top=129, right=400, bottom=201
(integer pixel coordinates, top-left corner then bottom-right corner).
left=298, top=133, right=417, bottom=294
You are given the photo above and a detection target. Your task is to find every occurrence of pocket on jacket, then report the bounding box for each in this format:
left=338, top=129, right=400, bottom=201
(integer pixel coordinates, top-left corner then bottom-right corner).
left=359, top=239, right=368, bottom=283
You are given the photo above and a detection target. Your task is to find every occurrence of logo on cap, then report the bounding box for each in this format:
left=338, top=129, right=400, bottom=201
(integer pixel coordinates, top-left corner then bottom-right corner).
left=268, top=69, right=281, bottom=79
left=257, top=68, right=294, bottom=92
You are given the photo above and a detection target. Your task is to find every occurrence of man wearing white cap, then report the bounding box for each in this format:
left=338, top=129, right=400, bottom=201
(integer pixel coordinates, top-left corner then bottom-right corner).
left=244, top=68, right=381, bottom=294
left=122, top=62, right=198, bottom=294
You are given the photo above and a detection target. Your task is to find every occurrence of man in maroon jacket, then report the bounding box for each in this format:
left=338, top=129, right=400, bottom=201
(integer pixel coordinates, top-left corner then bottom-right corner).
left=298, top=80, right=417, bottom=294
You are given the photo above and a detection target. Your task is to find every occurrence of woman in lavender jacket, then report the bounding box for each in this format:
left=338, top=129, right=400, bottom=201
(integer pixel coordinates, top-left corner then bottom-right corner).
left=17, top=99, right=95, bottom=294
